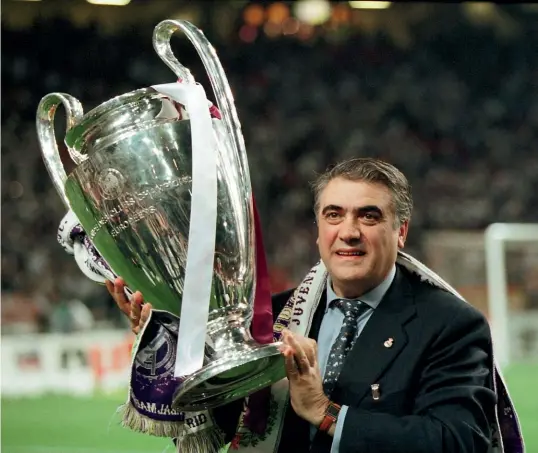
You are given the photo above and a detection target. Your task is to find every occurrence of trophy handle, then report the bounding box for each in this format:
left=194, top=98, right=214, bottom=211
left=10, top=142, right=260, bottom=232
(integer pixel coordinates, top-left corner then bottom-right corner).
left=36, top=93, right=85, bottom=208
left=153, top=20, right=252, bottom=194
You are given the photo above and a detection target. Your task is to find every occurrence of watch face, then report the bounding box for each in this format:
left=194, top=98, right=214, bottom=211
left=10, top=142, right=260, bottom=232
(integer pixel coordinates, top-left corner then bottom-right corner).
left=326, top=403, right=340, bottom=418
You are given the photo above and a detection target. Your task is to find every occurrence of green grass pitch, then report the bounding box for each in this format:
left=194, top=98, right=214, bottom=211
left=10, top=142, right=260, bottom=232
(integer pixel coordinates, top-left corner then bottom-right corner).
left=2, top=364, right=536, bottom=453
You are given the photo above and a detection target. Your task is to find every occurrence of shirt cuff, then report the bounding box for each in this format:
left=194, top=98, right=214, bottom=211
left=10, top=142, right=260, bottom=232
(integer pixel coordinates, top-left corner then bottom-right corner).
left=330, top=405, right=349, bottom=453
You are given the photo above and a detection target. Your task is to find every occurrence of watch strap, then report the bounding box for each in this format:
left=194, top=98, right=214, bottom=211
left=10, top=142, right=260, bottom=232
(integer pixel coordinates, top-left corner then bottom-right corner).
left=319, top=401, right=341, bottom=433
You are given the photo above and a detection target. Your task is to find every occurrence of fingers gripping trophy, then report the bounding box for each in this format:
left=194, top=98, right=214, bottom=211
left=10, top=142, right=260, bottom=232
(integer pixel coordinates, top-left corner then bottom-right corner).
left=37, top=20, right=285, bottom=449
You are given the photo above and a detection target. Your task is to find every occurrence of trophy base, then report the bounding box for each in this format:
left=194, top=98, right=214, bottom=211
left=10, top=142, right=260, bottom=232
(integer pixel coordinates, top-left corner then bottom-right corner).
left=172, top=342, right=285, bottom=411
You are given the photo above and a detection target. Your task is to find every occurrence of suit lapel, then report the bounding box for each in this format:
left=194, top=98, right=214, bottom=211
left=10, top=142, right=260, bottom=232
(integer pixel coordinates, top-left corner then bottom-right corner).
left=308, top=289, right=327, bottom=342
left=331, top=266, right=416, bottom=406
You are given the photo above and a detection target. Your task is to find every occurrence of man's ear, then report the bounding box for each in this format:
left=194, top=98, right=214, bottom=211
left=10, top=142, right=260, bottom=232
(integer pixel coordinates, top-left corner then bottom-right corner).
left=397, top=220, right=409, bottom=249
left=315, top=214, right=320, bottom=246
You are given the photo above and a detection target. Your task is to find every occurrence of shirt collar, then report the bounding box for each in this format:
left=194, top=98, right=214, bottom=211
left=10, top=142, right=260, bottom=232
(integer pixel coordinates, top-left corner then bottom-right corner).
left=326, top=264, right=396, bottom=312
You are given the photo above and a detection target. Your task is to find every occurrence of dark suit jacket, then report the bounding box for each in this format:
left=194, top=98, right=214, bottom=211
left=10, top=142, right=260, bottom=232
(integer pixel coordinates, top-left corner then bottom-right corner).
left=215, top=264, right=497, bottom=453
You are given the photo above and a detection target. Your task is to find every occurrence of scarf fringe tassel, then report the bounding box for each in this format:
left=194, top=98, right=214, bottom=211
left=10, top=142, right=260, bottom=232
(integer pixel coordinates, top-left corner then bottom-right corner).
left=118, top=402, right=225, bottom=452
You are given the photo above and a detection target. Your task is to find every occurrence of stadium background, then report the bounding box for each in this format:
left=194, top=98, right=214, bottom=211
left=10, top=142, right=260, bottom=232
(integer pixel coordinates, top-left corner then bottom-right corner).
left=2, top=0, right=537, bottom=452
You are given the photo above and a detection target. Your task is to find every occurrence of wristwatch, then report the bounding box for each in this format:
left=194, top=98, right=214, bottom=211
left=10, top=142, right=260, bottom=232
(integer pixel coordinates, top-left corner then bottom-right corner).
left=319, top=401, right=341, bottom=433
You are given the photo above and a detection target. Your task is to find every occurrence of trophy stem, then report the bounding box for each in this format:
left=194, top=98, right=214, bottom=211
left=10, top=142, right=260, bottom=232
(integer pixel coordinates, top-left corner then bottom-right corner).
left=173, top=341, right=285, bottom=411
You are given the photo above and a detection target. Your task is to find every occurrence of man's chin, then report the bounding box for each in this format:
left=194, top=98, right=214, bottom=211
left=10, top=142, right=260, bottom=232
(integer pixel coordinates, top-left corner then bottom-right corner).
left=332, top=258, right=368, bottom=273
left=333, top=268, right=370, bottom=285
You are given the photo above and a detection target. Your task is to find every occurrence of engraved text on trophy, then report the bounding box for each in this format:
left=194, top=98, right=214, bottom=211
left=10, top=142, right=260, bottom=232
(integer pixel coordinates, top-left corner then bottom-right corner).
left=89, top=172, right=191, bottom=239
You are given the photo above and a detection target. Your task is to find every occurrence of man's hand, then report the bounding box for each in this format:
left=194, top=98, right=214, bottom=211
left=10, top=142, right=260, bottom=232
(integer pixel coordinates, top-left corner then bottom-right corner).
left=105, top=277, right=152, bottom=334
left=279, top=330, right=330, bottom=429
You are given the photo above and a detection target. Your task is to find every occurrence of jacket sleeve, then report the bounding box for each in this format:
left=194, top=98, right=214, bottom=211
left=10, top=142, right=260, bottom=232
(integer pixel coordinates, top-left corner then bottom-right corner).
left=339, top=304, right=497, bottom=453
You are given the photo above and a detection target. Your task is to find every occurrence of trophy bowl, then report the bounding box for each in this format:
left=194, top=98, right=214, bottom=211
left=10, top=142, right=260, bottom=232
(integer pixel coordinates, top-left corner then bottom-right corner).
left=37, top=20, right=285, bottom=411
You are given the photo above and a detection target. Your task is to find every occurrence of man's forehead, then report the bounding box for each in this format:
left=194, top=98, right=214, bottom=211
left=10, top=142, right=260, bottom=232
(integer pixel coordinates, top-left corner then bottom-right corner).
left=319, top=179, right=392, bottom=207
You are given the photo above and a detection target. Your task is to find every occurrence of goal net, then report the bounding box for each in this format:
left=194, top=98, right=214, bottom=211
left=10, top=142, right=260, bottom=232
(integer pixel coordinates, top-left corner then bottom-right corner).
left=422, top=224, right=538, bottom=369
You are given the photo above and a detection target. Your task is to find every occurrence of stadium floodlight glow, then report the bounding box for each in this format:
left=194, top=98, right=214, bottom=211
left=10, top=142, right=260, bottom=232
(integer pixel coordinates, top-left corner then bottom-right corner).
left=87, top=0, right=131, bottom=5
left=294, top=0, right=332, bottom=25
left=349, top=1, right=392, bottom=9
left=485, top=223, right=538, bottom=368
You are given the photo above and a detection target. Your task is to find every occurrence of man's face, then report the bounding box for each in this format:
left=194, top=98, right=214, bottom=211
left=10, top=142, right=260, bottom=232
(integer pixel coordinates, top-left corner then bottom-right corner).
left=316, top=177, right=408, bottom=298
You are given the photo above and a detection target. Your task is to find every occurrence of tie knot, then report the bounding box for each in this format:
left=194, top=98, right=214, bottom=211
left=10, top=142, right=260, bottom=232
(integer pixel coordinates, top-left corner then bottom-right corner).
left=333, top=299, right=367, bottom=320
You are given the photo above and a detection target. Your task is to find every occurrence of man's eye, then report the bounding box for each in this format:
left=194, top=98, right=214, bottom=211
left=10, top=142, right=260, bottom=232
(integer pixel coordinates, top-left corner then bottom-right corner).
left=326, top=212, right=340, bottom=220
left=362, top=212, right=380, bottom=222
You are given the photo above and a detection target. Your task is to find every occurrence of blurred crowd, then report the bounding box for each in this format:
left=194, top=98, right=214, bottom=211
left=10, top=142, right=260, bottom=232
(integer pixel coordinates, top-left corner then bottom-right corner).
left=2, top=11, right=538, bottom=333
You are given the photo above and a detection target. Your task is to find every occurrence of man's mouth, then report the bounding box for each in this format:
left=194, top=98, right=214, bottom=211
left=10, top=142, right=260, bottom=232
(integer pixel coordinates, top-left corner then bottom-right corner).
left=336, top=251, right=366, bottom=257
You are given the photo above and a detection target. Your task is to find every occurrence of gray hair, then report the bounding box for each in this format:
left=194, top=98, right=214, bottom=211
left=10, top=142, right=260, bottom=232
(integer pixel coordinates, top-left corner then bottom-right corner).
left=311, top=158, right=413, bottom=227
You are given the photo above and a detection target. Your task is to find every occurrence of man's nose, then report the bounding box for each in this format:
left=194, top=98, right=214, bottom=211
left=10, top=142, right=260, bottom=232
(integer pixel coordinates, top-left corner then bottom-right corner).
left=339, top=216, right=361, bottom=243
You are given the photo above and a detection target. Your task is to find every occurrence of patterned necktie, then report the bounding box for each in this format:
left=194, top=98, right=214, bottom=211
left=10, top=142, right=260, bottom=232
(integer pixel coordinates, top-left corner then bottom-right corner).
left=323, top=299, right=370, bottom=396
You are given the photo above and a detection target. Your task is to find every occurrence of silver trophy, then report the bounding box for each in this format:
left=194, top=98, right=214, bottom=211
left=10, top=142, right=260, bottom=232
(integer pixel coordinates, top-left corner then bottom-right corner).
left=36, top=20, right=284, bottom=411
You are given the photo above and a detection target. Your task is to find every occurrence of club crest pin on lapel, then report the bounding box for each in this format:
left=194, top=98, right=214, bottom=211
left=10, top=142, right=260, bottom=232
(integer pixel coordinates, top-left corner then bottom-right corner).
left=371, top=383, right=380, bottom=401
left=384, top=337, right=394, bottom=348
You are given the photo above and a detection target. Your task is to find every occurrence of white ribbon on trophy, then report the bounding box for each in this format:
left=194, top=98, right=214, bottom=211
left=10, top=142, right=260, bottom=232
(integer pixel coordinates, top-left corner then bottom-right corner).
left=151, top=82, right=218, bottom=377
